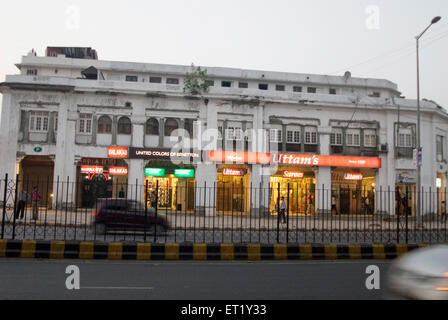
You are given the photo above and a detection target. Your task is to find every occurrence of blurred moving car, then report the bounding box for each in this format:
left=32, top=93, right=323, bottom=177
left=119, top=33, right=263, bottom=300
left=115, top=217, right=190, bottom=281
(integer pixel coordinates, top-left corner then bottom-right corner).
left=386, top=244, right=448, bottom=300
left=92, top=198, right=170, bottom=235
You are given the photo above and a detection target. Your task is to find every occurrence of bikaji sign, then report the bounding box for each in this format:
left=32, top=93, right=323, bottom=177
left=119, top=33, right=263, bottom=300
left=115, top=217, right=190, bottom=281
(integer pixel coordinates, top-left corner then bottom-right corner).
left=108, top=147, right=128, bottom=158
left=109, top=167, right=128, bottom=175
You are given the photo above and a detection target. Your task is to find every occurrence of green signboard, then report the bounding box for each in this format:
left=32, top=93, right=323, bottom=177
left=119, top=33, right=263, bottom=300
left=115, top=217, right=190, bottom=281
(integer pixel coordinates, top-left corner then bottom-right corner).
left=174, top=169, right=195, bottom=178
left=33, top=147, right=42, bottom=152
left=144, top=168, right=165, bottom=177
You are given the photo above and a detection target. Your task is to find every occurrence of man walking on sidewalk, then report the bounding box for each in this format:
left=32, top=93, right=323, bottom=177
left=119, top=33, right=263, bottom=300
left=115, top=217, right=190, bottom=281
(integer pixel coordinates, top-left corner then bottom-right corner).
left=15, top=189, right=29, bottom=220
left=279, top=197, right=287, bottom=224
left=31, top=186, right=41, bottom=220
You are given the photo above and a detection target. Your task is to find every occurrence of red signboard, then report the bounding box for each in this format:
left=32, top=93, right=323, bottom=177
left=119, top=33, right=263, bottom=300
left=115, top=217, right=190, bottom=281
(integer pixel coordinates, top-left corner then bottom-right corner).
left=344, top=173, right=363, bottom=180
left=273, top=154, right=381, bottom=168
left=283, top=171, right=304, bottom=179
left=80, top=166, right=103, bottom=174
left=208, top=151, right=271, bottom=164
left=108, top=147, right=128, bottom=158
left=109, top=167, right=128, bottom=175
left=207, top=151, right=381, bottom=168
left=222, top=168, right=246, bottom=176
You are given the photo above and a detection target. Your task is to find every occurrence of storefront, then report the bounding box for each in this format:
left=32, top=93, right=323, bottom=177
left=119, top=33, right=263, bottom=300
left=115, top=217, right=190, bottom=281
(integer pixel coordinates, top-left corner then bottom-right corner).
left=395, top=169, right=416, bottom=216
left=76, top=157, right=129, bottom=207
left=436, top=170, right=447, bottom=216
left=269, top=166, right=315, bottom=215
left=273, top=152, right=381, bottom=215
left=144, top=163, right=195, bottom=212
left=331, top=168, right=376, bottom=215
left=216, top=164, right=251, bottom=214
left=122, top=146, right=200, bottom=213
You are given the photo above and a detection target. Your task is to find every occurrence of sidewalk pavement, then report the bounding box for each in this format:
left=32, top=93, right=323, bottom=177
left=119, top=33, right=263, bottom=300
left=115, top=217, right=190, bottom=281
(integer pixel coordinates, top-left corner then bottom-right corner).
left=1, top=208, right=447, bottom=231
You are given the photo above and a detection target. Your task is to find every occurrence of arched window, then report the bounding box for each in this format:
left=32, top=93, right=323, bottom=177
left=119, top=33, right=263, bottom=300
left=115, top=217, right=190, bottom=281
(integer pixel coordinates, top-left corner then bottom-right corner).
left=146, top=118, right=159, bottom=135
left=117, top=117, right=132, bottom=134
left=164, top=118, right=178, bottom=136
left=97, top=115, right=112, bottom=134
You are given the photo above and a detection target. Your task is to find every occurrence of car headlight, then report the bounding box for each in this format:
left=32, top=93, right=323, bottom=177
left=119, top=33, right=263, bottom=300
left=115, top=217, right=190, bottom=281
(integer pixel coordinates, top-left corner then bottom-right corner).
left=435, top=275, right=448, bottom=292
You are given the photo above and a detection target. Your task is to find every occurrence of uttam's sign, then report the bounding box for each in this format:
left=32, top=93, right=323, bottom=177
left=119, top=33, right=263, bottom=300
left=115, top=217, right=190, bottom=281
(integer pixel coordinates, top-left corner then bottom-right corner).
left=207, top=151, right=381, bottom=168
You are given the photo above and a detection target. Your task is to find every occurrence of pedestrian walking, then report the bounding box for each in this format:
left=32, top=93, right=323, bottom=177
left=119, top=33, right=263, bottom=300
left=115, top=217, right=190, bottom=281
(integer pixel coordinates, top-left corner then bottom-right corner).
left=331, top=195, right=338, bottom=215
left=31, top=186, right=41, bottom=220
left=442, top=201, right=447, bottom=223
left=307, top=194, right=314, bottom=215
left=15, top=189, right=29, bottom=220
left=279, top=197, right=287, bottom=224
left=150, top=191, right=157, bottom=208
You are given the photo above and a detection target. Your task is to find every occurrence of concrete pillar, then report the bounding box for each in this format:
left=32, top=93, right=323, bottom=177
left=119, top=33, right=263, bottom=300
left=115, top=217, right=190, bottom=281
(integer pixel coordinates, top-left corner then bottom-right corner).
left=112, top=115, right=118, bottom=145
left=126, top=159, right=145, bottom=203
left=316, top=126, right=332, bottom=214
left=315, top=166, right=331, bottom=214
left=158, top=118, right=165, bottom=147
left=22, top=110, right=29, bottom=143
left=91, top=115, right=97, bottom=145
left=125, top=116, right=146, bottom=200
left=52, top=95, right=77, bottom=208
left=196, top=100, right=218, bottom=216
left=47, top=112, right=55, bottom=143
left=0, top=92, right=20, bottom=190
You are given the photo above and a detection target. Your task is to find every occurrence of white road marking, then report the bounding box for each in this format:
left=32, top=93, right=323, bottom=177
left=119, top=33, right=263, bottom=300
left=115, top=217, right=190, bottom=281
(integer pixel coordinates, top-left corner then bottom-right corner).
left=82, top=286, right=154, bottom=290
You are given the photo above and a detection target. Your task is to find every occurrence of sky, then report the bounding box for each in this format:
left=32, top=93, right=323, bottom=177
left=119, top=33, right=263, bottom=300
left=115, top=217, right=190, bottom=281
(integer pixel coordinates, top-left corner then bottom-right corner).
left=0, top=0, right=447, bottom=108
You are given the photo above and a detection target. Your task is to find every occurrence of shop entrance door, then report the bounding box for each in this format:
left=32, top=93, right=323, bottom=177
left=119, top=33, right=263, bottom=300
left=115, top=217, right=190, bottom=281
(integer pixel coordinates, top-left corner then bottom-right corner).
left=81, top=175, right=113, bottom=208
left=339, top=186, right=350, bottom=215
left=217, top=178, right=245, bottom=213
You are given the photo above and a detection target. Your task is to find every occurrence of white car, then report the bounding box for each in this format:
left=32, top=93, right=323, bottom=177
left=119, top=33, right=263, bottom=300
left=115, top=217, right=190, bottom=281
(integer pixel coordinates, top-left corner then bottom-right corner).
left=386, top=245, right=448, bottom=300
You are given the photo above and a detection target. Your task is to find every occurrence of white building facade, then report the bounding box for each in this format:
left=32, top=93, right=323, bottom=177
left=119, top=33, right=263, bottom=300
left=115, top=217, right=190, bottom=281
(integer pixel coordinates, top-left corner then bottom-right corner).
left=1, top=49, right=447, bottom=217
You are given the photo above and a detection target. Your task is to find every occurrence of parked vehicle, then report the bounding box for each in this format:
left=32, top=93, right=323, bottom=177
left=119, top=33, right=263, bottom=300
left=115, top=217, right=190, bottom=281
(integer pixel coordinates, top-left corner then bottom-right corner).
left=92, top=198, right=169, bottom=235
left=386, top=244, right=448, bottom=300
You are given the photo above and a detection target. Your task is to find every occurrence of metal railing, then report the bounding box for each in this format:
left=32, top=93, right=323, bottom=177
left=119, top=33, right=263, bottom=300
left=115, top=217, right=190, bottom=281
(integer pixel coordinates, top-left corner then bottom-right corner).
left=1, top=174, right=447, bottom=244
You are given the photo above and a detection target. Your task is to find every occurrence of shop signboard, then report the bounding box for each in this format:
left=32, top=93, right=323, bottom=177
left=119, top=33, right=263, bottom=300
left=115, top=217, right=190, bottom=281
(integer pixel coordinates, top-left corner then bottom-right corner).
left=283, top=171, right=304, bottom=179
left=207, top=151, right=381, bottom=168
left=129, top=147, right=201, bottom=162
left=108, top=147, right=128, bottom=158
left=174, top=169, right=195, bottom=178
left=344, top=173, right=363, bottom=181
left=79, top=158, right=120, bottom=166
left=222, top=168, right=246, bottom=176
left=80, top=166, right=103, bottom=174
left=396, top=171, right=417, bottom=184
left=274, top=153, right=381, bottom=168
left=207, top=151, right=271, bottom=164
left=109, top=167, right=128, bottom=175
left=144, top=168, right=165, bottom=177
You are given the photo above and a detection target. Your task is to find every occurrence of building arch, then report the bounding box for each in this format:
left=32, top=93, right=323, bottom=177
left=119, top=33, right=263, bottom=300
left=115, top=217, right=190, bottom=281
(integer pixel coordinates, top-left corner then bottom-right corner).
left=97, top=115, right=112, bottom=134
left=146, top=118, right=159, bottom=135
left=164, top=118, right=179, bottom=136
left=117, top=116, right=132, bottom=135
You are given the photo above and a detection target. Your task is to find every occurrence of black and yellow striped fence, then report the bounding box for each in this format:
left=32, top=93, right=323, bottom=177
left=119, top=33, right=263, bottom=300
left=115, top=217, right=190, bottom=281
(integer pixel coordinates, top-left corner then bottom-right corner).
left=0, top=239, right=427, bottom=260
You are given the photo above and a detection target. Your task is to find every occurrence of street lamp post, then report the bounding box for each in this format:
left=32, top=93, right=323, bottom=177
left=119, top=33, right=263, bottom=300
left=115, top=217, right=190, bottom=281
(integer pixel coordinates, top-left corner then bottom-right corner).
left=415, top=16, right=441, bottom=226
